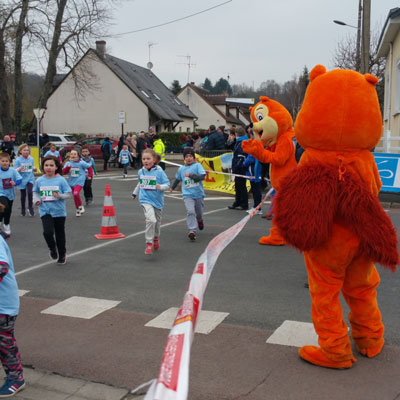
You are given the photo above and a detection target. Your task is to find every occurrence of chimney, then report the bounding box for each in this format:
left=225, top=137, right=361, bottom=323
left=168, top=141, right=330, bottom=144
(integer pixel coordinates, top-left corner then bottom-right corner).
left=96, top=40, right=106, bottom=59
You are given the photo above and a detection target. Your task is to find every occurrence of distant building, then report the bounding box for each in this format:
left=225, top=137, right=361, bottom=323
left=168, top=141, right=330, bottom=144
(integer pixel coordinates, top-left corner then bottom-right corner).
left=377, top=7, right=400, bottom=152
left=42, top=41, right=196, bottom=137
left=177, top=83, right=252, bottom=131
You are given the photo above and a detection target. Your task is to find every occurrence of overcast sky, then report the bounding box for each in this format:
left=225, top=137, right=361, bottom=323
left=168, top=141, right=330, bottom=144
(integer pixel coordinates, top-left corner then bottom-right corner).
left=104, top=0, right=398, bottom=89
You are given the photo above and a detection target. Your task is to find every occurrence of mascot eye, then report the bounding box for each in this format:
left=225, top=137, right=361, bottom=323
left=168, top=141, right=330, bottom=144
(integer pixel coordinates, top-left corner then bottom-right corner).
left=256, top=113, right=264, bottom=121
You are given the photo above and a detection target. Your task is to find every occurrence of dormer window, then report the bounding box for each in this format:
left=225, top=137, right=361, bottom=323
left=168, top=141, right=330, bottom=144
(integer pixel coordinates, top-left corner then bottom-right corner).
left=174, top=98, right=181, bottom=105
left=154, top=93, right=161, bottom=100
left=141, top=90, right=150, bottom=98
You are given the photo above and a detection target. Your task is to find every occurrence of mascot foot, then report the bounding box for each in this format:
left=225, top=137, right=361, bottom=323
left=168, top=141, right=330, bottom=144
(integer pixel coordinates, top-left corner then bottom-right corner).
left=357, top=341, right=384, bottom=358
left=258, top=235, right=285, bottom=246
left=299, top=346, right=356, bottom=369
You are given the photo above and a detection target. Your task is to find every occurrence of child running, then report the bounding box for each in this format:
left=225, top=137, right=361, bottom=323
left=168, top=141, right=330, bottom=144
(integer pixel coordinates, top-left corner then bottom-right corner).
left=131, top=149, right=170, bottom=255
left=118, top=144, right=131, bottom=178
left=33, top=156, right=72, bottom=264
left=43, top=143, right=62, bottom=162
left=170, top=147, right=206, bottom=241
left=14, top=144, right=37, bottom=217
left=62, top=149, right=92, bottom=217
left=0, top=226, right=25, bottom=397
left=81, top=146, right=96, bottom=205
left=0, top=153, right=22, bottom=235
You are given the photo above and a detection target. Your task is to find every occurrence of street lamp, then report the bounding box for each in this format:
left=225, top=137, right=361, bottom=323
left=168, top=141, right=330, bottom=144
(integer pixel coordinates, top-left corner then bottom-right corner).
left=334, top=18, right=361, bottom=72
left=333, top=20, right=358, bottom=29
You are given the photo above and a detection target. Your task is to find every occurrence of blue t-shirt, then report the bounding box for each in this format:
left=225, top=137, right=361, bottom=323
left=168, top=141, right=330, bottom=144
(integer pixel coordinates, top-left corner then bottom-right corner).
left=0, top=236, right=19, bottom=316
left=119, top=150, right=130, bottom=165
left=84, top=157, right=95, bottom=178
left=44, top=150, right=60, bottom=159
left=138, top=166, right=170, bottom=209
left=14, top=155, right=35, bottom=189
left=175, top=162, right=206, bottom=199
left=0, top=168, right=22, bottom=200
left=33, top=175, right=72, bottom=217
left=64, top=159, right=91, bottom=187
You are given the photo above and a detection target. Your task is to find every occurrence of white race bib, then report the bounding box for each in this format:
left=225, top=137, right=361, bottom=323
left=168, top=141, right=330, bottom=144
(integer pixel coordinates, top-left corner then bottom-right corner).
left=70, top=167, right=80, bottom=177
left=184, top=178, right=199, bottom=188
left=139, top=176, right=157, bottom=190
left=21, top=163, right=33, bottom=173
left=121, top=155, right=129, bottom=161
left=40, top=186, right=59, bottom=202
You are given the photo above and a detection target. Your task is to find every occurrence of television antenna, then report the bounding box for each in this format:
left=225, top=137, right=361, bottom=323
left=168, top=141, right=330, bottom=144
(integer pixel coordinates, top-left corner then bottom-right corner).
left=147, top=41, right=158, bottom=69
left=177, top=54, right=196, bottom=83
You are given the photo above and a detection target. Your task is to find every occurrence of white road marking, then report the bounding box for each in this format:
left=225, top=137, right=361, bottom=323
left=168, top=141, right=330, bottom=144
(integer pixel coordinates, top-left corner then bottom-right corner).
left=18, top=290, right=30, bottom=297
left=41, top=296, right=121, bottom=319
left=15, top=207, right=228, bottom=276
left=145, top=307, right=229, bottom=334
left=266, top=320, right=319, bottom=347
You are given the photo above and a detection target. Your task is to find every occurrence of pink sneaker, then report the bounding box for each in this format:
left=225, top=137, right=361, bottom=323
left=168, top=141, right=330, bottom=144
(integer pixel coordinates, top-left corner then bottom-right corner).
left=153, top=237, right=160, bottom=250
left=145, top=243, right=153, bottom=255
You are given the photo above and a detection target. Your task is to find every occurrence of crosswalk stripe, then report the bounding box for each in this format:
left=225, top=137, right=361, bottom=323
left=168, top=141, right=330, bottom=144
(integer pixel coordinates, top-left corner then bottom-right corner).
left=266, top=320, right=318, bottom=347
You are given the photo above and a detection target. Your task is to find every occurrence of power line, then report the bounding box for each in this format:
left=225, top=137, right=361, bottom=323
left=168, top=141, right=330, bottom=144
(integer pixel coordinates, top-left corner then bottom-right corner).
left=112, top=0, right=233, bottom=37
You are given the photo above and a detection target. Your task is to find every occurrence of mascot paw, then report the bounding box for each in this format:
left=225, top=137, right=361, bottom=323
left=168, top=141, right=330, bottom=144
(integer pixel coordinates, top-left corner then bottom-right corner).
left=258, top=235, right=285, bottom=246
left=299, top=346, right=356, bottom=369
left=357, top=340, right=384, bottom=358
left=242, top=139, right=264, bottom=158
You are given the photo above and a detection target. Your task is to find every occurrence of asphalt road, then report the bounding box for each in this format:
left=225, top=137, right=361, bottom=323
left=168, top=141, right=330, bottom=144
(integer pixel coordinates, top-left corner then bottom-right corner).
left=7, top=166, right=400, bottom=399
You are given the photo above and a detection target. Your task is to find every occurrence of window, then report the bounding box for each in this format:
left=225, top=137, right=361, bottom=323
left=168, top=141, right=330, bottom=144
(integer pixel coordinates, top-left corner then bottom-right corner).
left=154, top=93, right=161, bottom=100
left=141, top=90, right=150, bottom=98
left=82, top=138, right=98, bottom=145
left=174, top=98, right=181, bottom=105
left=48, top=136, right=61, bottom=142
left=394, top=59, right=400, bottom=115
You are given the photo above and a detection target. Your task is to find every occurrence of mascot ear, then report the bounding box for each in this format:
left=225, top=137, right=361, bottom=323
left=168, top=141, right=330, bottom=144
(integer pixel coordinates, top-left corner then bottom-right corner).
left=249, top=106, right=253, bottom=112
left=365, top=73, right=378, bottom=86
left=310, top=64, right=326, bottom=81
left=259, top=96, right=270, bottom=102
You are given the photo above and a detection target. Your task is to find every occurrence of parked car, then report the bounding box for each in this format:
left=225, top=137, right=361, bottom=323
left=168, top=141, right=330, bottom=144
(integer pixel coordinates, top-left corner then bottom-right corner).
left=45, top=134, right=76, bottom=149
left=59, top=136, right=118, bottom=160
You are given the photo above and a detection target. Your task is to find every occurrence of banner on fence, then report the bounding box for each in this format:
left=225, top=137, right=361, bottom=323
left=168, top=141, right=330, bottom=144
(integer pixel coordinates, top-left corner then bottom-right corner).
left=373, top=152, right=400, bottom=193
left=195, top=153, right=250, bottom=194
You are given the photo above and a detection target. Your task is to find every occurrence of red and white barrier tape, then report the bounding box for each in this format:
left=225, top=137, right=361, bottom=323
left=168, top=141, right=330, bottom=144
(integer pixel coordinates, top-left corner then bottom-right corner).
left=163, top=159, right=255, bottom=180
left=133, top=188, right=273, bottom=399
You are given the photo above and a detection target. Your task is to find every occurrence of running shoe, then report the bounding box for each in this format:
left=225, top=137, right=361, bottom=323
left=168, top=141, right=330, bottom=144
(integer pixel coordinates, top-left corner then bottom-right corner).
left=145, top=243, right=153, bottom=255
left=153, top=237, right=160, bottom=250
left=3, top=225, right=10, bottom=235
left=197, top=219, right=204, bottom=230
left=0, top=378, right=25, bottom=397
left=57, top=254, right=67, bottom=265
left=188, top=231, right=196, bottom=241
left=49, top=248, right=58, bottom=260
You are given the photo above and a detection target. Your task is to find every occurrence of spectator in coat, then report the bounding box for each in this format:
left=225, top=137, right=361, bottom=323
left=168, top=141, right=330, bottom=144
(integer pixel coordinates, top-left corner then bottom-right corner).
left=136, top=132, right=148, bottom=168
left=1, top=136, right=15, bottom=161
left=101, top=137, right=112, bottom=171
left=205, top=124, right=225, bottom=151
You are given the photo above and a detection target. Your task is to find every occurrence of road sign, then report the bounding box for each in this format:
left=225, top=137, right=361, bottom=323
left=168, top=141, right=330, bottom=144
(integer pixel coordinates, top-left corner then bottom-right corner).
left=373, top=152, right=400, bottom=192
left=119, top=111, right=126, bottom=124
left=33, top=108, right=45, bottom=120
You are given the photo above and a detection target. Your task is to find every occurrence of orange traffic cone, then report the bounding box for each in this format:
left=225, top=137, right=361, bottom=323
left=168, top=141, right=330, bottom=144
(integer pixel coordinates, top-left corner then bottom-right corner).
left=94, top=184, right=125, bottom=240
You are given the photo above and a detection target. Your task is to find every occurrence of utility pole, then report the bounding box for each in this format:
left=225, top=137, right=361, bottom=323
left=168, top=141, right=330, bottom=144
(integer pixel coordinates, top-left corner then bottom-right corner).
left=360, top=0, right=371, bottom=74
left=356, top=0, right=362, bottom=72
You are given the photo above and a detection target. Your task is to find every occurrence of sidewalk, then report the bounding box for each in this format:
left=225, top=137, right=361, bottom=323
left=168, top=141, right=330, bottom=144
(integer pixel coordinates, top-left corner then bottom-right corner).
left=4, top=367, right=145, bottom=400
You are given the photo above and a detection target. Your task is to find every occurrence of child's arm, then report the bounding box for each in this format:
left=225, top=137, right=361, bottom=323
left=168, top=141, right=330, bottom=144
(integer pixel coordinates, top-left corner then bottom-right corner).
left=33, top=191, right=41, bottom=205
left=88, top=166, right=94, bottom=179
left=170, top=178, right=181, bottom=191
left=62, top=163, right=71, bottom=175
left=188, top=173, right=206, bottom=181
left=156, top=183, right=169, bottom=191
left=131, top=182, right=140, bottom=198
left=91, top=159, right=97, bottom=174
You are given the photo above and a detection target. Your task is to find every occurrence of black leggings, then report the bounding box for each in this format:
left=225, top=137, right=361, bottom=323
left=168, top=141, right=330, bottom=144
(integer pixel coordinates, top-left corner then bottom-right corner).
left=41, top=215, right=66, bottom=257
left=20, top=182, right=33, bottom=212
left=0, top=197, right=13, bottom=225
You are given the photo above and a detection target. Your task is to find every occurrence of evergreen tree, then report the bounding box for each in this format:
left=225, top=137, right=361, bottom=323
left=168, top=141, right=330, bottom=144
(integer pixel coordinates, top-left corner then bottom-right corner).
left=202, top=77, right=213, bottom=92
left=170, top=80, right=182, bottom=95
left=213, top=77, right=232, bottom=95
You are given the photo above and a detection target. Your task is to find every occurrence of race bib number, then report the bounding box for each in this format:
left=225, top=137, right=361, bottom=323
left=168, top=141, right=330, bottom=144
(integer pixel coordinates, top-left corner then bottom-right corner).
left=21, top=163, right=33, bottom=172
left=2, top=178, right=12, bottom=189
left=70, top=167, right=80, bottom=177
left=121, top=155, right=129, bottom=161
left=184, top=178, right=199, bottom=188
left=139, top=176, right=157, bottom=190
left=40, top=186, right=59, bottom=201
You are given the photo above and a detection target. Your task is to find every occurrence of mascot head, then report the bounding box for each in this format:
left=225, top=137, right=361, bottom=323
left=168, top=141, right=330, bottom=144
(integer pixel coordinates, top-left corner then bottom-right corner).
left=249, top=96, right=293, bottom=147
left=295, top=65, right=382, bottom=151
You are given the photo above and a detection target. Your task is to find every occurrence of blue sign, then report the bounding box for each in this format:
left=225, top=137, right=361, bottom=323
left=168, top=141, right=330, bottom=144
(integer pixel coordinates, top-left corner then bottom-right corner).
left=373, top=152, right=400, bottom=192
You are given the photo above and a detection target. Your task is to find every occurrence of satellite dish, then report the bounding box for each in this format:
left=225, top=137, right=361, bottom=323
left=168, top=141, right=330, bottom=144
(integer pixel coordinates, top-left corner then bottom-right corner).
left=147, top=62, right=153, bottom=69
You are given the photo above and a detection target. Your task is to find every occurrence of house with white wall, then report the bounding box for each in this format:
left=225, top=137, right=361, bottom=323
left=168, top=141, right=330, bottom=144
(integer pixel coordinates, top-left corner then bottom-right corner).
left=42, top=41, right=196, bottom=137
left=177, top=83, right=252, bottom=131
left=377, top=7, right=400, bottom=152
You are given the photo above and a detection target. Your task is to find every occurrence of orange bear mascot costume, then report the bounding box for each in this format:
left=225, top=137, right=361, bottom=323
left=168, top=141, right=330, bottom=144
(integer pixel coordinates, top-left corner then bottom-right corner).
left=242, top=97, right=297, bottom=245
left=275, top=65, right=399, bottom=369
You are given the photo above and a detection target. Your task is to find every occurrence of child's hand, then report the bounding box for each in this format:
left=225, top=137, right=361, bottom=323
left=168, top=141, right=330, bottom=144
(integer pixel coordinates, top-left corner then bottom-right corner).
left=156, top=184, right=161, bottom=190
left=33, top=168, right=37, bottom=172
left=35, top=200, right=41, bottom=206
left=131, top=194, right=136, bottom=199
left=17, top=166, right=23, bottom=172
left=169, top=188, right=173, bottom=192
left=185, top=172, right=190, bottom=177
left=88, top=177, right=92, bottom=180
left=10, top=181, right=16, bottom=186
left=53, top=192, right=59, bottom=198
